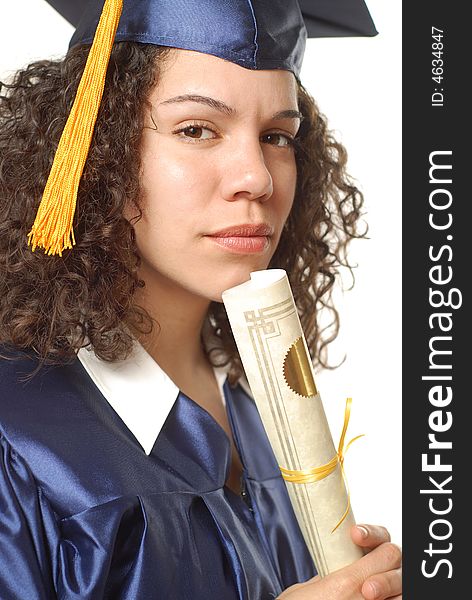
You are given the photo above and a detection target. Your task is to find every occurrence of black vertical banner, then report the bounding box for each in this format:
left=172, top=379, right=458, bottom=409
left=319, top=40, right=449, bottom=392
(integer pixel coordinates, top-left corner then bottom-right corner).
left=403, top=3, right=467, bottom=597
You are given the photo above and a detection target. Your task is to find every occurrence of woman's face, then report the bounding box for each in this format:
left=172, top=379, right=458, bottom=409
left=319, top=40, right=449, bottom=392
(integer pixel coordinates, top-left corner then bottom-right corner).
left=134, top=49, right=300, bottom=302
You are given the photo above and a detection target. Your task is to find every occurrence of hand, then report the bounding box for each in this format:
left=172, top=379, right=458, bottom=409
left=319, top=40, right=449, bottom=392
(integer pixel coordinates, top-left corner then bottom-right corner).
left=277, top=524, right=402, bottom=599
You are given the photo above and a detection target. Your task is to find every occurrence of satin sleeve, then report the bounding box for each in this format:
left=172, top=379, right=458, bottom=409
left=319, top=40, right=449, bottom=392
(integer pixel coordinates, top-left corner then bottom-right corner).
left=0, top=431, right=58, bottom=599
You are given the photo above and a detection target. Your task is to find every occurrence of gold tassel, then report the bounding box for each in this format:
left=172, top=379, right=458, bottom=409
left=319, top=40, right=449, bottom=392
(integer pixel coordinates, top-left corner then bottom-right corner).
left=27, top=0, right=124, bottom=256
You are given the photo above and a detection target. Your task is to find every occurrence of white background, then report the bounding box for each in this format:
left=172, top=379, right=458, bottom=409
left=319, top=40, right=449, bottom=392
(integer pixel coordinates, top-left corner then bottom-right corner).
left=0, top=1, right=402, bottom=546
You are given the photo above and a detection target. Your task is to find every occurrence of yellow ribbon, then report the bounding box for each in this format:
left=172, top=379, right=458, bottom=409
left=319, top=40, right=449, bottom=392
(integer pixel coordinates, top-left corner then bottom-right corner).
left=279, top=397, right=364, bottom=532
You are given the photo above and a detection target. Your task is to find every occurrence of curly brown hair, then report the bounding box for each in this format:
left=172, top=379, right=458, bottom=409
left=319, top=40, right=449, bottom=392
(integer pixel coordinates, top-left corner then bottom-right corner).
left=0, top=42, right=365, bottom=381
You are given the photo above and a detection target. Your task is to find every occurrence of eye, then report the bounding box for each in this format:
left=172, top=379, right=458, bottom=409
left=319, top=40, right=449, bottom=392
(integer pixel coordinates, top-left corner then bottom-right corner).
left=261, top=132, right=294, bottom=148
left=173, top=123, right=218, bottom=142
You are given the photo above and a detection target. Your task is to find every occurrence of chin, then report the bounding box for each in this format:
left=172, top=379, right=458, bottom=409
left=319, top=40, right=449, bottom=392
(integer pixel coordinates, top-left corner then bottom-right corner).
left=206, top=261, right=272, bottom=303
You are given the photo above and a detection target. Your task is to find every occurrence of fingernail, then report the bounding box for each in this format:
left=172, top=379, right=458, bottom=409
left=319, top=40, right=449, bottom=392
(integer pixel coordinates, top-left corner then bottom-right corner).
left=357, top=525, right=369, bottom=539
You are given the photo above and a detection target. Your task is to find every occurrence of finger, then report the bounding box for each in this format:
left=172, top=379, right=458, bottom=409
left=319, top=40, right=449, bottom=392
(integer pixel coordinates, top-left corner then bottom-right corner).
left=361, top=567, right=402, bottom=599
left=349, top=542, right=402, bottom=585
left=351, top=524, right=392, bottom=550
left=277, top=576, right=320, bottom=598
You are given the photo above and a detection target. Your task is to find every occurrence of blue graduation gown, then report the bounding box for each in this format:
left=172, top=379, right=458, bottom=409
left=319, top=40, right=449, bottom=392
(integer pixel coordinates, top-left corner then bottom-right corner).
left=0, top=351, right=316, bottom=599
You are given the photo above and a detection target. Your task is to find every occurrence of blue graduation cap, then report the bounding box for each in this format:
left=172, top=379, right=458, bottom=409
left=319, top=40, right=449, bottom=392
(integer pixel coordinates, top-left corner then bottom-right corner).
left=47, top=0, right=377, bottom=77
left=68, top=0, right=377, bottom=79
left=30, top=0, right=377, bottom=256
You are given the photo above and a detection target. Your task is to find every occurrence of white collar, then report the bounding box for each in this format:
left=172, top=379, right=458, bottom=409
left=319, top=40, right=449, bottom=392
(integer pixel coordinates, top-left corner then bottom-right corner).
left=77, top=343, right=235, bottom=455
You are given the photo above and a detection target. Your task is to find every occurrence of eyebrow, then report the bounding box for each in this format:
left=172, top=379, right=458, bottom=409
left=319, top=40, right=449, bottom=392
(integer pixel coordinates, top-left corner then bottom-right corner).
left=158, top=94, right=304, bottom=121
left=272, top=109, right=304, bottom=122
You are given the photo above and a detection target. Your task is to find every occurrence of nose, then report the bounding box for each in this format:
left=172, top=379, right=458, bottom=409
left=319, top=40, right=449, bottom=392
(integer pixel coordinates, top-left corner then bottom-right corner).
left=220, top=137, right=273, bottom=203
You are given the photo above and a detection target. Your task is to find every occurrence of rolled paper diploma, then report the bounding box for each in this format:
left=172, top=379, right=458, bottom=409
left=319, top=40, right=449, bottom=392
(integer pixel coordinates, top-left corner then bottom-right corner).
left=222, top=269, right=363, bottom=577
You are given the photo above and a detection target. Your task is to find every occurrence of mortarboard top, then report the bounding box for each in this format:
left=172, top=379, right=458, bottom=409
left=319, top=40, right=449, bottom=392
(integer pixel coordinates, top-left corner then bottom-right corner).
left=30, top=0, right=377, bottom=256
left=46, top=0, right=378, bottom=44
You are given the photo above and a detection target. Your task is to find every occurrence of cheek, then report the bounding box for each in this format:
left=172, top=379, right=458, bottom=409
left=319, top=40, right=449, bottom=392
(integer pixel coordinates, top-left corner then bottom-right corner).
left=142, top=152, right=192, bottom=198
left=140, top=145, right=218, bottom=219
left=273, top=158, right=297, bottom=218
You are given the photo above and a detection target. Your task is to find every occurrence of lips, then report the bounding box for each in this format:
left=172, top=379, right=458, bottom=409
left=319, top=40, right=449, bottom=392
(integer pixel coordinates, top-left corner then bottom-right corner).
left=205, top=223, right=274, bottom=254
left=207, top=224, right=274, bottom=237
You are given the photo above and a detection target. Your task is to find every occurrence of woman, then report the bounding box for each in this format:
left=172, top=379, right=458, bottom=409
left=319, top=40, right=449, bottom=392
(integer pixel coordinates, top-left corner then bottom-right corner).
left=0, top=1, right=401, bottom=598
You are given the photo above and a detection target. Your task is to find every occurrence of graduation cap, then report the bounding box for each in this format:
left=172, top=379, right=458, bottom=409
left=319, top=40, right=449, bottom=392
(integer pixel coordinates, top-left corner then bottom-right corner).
left=30, top=0, right=377, bottom=256
left=45, top=0, right=377, bottom=37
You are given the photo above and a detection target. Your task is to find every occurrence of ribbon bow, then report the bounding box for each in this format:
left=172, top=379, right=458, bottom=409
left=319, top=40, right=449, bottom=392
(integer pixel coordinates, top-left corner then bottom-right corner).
left=279, top=397, right=364, bottom=532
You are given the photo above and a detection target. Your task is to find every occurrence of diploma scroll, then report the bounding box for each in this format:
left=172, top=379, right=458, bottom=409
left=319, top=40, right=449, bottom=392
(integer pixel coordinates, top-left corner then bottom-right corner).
left=222, top=269, right=363, bottom=577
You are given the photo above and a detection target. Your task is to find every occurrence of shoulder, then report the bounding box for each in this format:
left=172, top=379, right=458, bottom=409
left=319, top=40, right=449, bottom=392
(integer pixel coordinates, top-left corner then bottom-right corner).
left=0, top=344, right=80, bottom=393
left=0, top=345, right=86, bottom=442
left=0, top=346, right=130, bottom=515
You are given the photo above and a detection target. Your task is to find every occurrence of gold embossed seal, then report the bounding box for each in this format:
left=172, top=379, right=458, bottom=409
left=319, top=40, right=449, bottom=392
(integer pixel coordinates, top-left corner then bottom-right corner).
left=283, top=336, right=317, bottom=397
